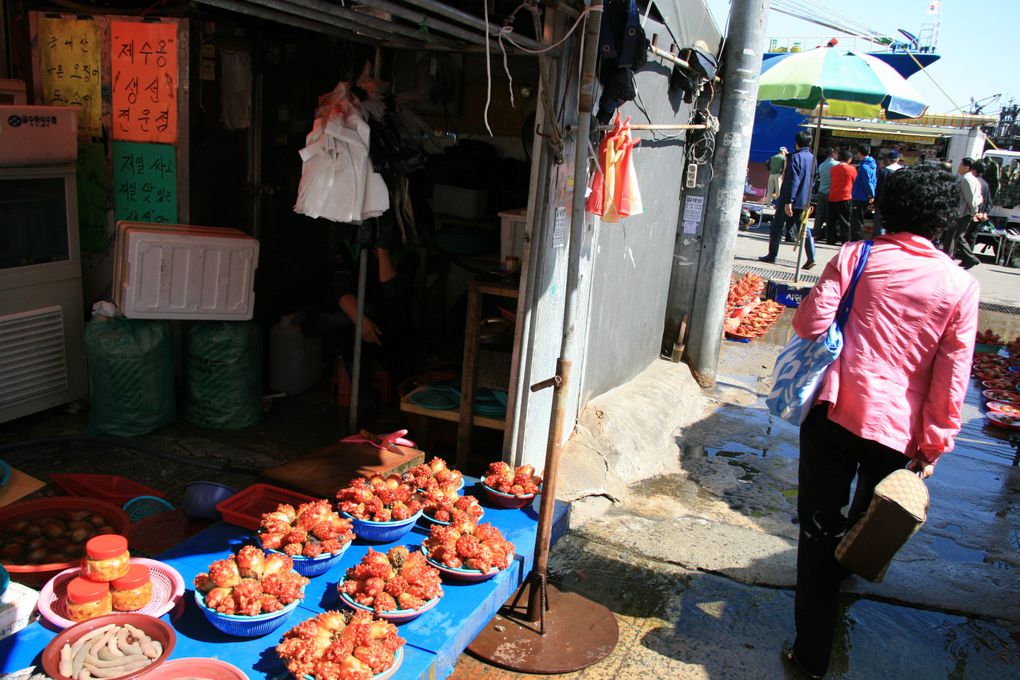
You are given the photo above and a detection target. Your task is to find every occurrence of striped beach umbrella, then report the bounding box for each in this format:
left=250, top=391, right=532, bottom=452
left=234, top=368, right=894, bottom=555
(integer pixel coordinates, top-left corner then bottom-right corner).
left=758, top=47, right=928, bottom=119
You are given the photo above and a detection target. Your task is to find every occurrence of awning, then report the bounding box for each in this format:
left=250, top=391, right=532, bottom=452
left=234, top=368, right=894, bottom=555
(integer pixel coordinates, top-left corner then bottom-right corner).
left=192, top=0, right=557, bottom=52
left=804, top=117, right=966, bottom=142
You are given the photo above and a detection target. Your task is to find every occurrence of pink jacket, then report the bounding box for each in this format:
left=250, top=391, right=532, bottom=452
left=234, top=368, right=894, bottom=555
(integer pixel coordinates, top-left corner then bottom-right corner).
left=792, top=233, right=979, bottom=464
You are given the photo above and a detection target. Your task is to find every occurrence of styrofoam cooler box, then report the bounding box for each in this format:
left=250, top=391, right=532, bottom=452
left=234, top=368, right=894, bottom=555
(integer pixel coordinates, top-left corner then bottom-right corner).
left=0, top=105, right=78, bottom=165
left=116, top=224, right=258, bottom=320
left=499, top=208, right=528, bottom=261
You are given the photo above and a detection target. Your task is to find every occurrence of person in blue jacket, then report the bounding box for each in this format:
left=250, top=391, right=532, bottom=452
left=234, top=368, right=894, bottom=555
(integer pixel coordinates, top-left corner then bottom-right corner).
left=761, top=130, right=816, bottom=268
left=850, top=145, right=877, bottom=241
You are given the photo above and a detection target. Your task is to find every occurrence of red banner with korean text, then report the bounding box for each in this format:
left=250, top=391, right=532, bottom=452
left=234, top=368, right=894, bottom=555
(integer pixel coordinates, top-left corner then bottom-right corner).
left=110, top=21, right=178, bottom=143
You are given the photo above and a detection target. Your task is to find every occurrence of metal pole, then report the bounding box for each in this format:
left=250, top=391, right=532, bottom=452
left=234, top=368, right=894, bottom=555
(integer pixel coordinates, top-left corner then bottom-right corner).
left=348, top=52, right=384, bottom=432
left=685, top=0, right=770, bottom=387
left=525, top=0, right=602, bottom=621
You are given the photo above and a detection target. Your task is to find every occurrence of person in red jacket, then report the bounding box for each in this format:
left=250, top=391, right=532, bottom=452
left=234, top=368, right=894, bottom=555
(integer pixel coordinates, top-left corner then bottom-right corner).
left=826, top=149, right=857, bottom=244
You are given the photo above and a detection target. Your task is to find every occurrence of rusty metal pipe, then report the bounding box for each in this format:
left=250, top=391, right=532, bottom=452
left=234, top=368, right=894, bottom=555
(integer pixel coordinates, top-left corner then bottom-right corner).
left=526, top=358, right=570, bottom=622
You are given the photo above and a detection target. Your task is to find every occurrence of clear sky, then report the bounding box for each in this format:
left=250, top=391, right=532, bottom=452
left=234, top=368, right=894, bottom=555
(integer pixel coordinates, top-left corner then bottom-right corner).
left=701, top=0, right=1019, bottom=115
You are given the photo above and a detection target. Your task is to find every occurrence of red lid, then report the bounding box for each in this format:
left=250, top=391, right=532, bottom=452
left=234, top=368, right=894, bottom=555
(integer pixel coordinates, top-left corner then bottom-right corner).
left=111, top=564, right=150, bottom=590
left=85, top=534, right=128, bottom=560
left=66, top=576, right=110, bottom=604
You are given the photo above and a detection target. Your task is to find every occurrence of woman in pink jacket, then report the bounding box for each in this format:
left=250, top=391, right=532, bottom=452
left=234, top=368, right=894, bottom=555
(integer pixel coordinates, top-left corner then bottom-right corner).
left=786, top=164, right=979, bottom=678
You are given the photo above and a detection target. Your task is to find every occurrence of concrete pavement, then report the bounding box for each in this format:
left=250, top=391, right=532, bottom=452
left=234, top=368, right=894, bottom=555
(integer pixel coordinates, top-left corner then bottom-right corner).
left=453, top=335, right=1020, bottom=679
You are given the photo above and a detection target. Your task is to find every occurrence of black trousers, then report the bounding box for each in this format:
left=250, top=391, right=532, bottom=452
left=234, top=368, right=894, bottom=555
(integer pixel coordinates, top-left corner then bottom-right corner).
left=794, top=405, right=908, bottom=676
left=943, top=215, right=980, bottom=266
left=849, top=200, right=868, bottom=241
left=813, top=194, right=829, bottom=240
left=827, top=200, right=851, bottom=243
left=768, top=208, right=803, bottom=259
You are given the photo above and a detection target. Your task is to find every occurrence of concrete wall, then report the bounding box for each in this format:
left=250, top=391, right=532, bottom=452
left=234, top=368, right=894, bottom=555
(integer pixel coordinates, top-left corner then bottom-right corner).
left=576, top=26, right=698, bottom=406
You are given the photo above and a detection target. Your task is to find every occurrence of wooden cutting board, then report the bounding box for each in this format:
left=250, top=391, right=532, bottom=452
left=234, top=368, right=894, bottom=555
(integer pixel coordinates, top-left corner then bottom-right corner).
left=260, top=442, right=425, bottom=498
left=0, top=468, right=46, bottom=508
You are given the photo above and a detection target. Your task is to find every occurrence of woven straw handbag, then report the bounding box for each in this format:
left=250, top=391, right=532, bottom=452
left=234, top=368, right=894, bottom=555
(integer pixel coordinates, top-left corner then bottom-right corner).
left=835, top=469, right=929, bottom=582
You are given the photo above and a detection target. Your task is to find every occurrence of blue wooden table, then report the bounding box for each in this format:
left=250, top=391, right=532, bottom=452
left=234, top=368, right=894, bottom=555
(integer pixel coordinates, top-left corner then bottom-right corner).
left=0, top=480, right=568, bottom=679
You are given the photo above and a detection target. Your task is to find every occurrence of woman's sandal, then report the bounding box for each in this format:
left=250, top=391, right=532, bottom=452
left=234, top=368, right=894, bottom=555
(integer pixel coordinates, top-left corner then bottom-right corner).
left=783, top=649, right=824, bottom=679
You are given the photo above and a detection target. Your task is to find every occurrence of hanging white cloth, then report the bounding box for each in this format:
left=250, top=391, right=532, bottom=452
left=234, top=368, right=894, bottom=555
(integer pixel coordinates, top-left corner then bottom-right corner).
left=294, top=101, right=390, bottom=223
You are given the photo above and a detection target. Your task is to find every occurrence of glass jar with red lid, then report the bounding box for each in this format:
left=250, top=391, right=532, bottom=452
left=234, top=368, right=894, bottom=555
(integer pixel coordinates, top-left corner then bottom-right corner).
left=65, top=576, right=112, bottom=622
left=83, top=534, right=130, bottom=582
left=110, top=563, right=153, bottom=611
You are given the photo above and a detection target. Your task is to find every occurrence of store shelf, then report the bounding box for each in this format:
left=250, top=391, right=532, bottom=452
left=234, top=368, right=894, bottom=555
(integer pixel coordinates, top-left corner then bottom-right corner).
left=400, top=386, right=505, bottom=431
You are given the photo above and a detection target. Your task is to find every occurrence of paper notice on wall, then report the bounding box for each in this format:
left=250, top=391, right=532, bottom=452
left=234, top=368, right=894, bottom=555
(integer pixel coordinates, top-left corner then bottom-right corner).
left=110, top=21, right=178, bottom=143
left=552, top=207, right=567, bottom=248
left=78, top=142, right=109, bottom=253
left=112, top=141, right=178, bottom=223
left=683, top=195, right=704, bottom=234
left=38, top=16, right=102, bottom=137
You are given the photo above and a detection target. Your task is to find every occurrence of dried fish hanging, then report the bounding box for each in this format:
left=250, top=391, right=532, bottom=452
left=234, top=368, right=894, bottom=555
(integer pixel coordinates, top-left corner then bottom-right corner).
left=585, top=114, right=643, bottom=222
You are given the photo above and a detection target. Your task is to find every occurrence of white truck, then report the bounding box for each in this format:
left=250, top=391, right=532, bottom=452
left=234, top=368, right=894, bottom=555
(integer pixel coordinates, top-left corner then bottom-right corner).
left=982, top=149, right=1020, bottom=227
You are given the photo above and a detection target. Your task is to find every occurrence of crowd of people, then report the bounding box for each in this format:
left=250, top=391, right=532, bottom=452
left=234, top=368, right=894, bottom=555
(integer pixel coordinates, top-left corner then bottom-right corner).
left=757, top=134, right=1005, bottom=271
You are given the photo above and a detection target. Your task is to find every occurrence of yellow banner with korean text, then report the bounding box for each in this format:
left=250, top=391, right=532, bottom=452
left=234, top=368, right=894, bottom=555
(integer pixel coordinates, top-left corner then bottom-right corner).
left=38, top=15, right=102, bottom=137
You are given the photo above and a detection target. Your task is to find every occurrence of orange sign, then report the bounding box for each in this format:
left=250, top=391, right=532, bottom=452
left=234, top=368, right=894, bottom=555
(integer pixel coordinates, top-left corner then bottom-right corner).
left=110, top=21, right=178, bottom=143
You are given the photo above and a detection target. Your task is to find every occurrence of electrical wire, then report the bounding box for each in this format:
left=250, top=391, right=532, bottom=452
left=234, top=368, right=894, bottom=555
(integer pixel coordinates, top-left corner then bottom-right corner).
left=483, top=0, right=494, bottom=136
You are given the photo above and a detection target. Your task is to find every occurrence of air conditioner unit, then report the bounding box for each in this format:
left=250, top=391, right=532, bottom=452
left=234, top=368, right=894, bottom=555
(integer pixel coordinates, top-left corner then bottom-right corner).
left=0, top=106, right=87, bottom=423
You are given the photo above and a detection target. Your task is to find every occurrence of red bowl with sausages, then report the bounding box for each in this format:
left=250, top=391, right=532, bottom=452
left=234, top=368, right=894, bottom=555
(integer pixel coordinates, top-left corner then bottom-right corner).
left=40, top=613, right=176, bottom=680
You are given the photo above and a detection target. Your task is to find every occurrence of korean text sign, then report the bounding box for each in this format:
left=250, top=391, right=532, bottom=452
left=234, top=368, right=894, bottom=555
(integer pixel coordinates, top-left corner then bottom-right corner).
left=113, top=141, right=178, bottom=224
left=110, top=21, right=178, bottom=143
left=38, top=16, right=102, bottom=137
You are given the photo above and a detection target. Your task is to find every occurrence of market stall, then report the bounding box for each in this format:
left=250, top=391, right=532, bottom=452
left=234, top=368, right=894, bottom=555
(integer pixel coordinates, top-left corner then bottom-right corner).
left=0, top=469, right=568, bottom=679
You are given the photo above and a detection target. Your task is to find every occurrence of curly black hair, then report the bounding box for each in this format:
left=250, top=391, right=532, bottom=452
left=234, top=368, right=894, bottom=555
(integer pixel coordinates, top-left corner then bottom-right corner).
left=878, top=164, right=959, bottom=241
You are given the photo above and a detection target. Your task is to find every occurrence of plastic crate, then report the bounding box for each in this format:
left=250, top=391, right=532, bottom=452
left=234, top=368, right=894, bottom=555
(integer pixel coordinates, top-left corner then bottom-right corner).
left=50, top=474, right=166, bottom=506
left=216, top=483, right=318, bottom=530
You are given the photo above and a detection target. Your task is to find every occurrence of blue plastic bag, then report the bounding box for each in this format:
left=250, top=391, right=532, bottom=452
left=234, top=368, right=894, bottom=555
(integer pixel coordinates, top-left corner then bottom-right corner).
left=767, top=241, right=872, bottom=424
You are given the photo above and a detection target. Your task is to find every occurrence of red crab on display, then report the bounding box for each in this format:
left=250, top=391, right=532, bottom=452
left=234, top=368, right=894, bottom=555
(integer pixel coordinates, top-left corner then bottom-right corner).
left=193, top=546, right=309, bottom=615
left=402, top=458, right=463, bottom=491
left=419, top=482, right=483, bottom=523
left=336, top=475, right=422, bottom=522
left=258, top=500, right=355, bottom=558
left=422, top=517, right=514, bottom=573
left=338, top=546, right=443, bottom=613
left=276, top=609, right=405, bottom=680
left=483, top=462, right=542, bottom=495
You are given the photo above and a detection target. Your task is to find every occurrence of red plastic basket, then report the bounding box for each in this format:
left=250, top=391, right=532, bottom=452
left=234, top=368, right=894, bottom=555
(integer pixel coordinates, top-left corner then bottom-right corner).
left=50, top=474, right=167, bottom=506
left=216, top=483, right=319, bottom=530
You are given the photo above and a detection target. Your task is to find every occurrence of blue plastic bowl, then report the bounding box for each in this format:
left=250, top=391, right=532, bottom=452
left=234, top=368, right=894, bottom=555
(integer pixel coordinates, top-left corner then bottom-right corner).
left=420, top=545, right=501, bottom=583
left=194, top=589, right=299, bottom=637
left=338, top=590, right=442, bottom=623
left=341, top=510, right=423, bottom=543
left=183, top=482, right=236, bottom=520
left=261, top=540, right=352, bottom=577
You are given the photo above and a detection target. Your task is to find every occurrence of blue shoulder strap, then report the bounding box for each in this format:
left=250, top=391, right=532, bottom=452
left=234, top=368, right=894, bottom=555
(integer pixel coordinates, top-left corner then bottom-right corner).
left=834, top=240, right=873, bottom=329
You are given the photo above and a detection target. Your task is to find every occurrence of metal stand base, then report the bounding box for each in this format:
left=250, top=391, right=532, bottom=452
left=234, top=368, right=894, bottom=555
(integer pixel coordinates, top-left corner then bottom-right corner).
left=467, top=582, right=619, bottom=674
